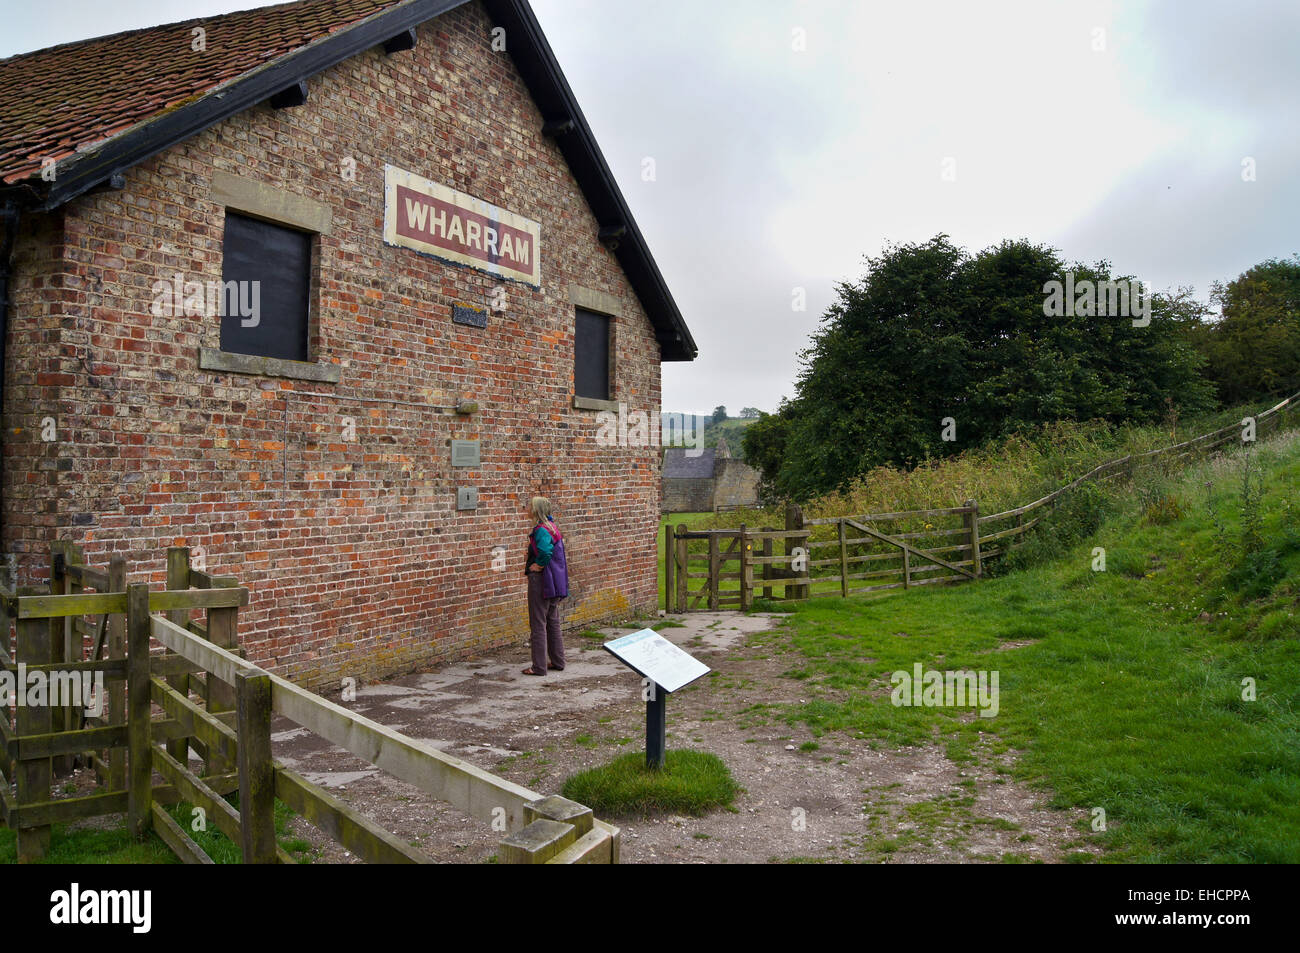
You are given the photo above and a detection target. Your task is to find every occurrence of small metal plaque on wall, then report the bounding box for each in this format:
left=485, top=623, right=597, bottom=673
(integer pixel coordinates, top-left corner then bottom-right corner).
left=457, top=487, right=478, bottom=510
left=452, top=303, right=488, bottom=328
left=450, top=439, right=480, bottom=467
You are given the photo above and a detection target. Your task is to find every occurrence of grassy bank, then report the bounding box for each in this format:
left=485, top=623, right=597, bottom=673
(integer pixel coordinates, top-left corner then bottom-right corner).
left=660, top=401, right=1291, bottom=607
left=705, top=401, right=1276, bottom=528
left=772, top=428, right=1300, bottom=862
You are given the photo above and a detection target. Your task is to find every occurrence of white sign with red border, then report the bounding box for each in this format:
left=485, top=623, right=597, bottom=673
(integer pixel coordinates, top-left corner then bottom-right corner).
left=383, top=164, right=541, bottom=287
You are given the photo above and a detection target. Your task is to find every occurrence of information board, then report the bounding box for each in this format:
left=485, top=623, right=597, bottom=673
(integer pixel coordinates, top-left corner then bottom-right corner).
left=603, top=629, right=709, bottom=694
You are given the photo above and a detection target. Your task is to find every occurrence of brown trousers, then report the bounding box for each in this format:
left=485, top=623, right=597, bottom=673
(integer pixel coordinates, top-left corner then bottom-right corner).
left=527, top=572, right=565, bottom=673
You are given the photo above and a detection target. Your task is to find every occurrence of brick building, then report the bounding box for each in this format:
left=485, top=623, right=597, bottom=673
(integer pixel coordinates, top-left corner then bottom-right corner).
left=0, top=0, right=696, bottom=688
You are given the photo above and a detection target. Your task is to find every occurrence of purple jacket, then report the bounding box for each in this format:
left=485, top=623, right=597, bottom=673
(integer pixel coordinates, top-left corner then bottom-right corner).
left=526, top=519, right=569, bottom=599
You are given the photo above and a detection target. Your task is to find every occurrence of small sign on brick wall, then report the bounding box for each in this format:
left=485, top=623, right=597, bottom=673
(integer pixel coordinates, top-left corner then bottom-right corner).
left=452, top=303, right=487, bottom=328
left=450, top=439, right=481, bottom=467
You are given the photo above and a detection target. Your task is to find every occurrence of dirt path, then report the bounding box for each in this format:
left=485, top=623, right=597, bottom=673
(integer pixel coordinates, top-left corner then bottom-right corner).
left=269, top=610, right=1099, bottom=864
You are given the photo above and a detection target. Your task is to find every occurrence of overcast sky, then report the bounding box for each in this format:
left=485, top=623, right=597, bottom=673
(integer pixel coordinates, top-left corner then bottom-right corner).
left=3, top=0, right=1296, bottom=417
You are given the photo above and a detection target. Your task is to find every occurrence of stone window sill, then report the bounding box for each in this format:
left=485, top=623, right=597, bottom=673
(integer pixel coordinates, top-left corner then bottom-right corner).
left=572, top=395, right=619, bottom=413
left=198, top=347, right=341, bottom=383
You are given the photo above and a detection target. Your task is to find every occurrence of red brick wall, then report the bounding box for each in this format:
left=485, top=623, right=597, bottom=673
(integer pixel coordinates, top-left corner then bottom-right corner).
left=2, top=1, right=665, bottom=689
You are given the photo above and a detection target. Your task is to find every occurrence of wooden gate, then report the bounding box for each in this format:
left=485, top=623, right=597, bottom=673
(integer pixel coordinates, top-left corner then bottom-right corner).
left=665, top=506, right=812, bottom=612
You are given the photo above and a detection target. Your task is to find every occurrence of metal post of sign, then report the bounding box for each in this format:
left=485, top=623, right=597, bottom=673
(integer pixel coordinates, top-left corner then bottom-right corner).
left=646, top=683, right=667, bottom=771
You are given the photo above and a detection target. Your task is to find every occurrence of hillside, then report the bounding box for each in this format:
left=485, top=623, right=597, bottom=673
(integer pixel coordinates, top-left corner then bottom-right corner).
left=662, top=414, right=760, bottom=460
left=771, top=427, right=1300, bottom=861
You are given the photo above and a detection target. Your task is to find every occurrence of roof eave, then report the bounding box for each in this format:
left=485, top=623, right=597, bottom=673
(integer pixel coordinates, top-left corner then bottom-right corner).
left=483, top=0, right=697, bottom=362
left=18, top=0, right=469, bottom=215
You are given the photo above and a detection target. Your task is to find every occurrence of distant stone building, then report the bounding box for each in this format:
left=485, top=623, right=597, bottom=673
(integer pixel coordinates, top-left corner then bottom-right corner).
left=662, top=436, right=760, bottom=513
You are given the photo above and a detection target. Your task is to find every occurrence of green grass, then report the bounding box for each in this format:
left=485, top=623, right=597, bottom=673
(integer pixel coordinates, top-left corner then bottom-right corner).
left=561, top=750, right=739, bottom=817
left=0, top=796, right=314, bottom=864
left=0, top=822, right=177, bottom=864
left=774, top=430, right=1300, bottom=862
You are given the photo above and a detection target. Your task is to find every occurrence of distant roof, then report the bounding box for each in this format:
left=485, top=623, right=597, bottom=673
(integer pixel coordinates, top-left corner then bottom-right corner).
left=663, top=448, right=715, bottom=479
left=0, top=0, right=697, bottom=360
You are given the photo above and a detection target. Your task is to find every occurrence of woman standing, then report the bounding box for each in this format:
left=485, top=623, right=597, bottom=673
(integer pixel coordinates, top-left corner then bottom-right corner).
left=522, top=496, right=568, bottom=676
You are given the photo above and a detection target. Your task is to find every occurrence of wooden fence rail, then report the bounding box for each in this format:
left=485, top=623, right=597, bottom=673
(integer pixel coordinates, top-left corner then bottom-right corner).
left=2, top=545, right=618, bottom=864
left=666, top=390, right=1298, bottom=612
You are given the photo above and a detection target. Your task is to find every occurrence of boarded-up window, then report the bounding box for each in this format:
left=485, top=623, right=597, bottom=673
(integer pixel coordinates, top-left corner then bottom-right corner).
left=220, top=212, right=311, bottom=362
left=574, top=307, right=610, bottom=400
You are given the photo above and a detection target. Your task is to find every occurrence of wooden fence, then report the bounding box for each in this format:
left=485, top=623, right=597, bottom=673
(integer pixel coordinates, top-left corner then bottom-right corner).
left=666, top=390, right=1297, bottom=611
left=665, top=504, right=978, bottom=610
left=1, top=545, right=617, bottom=864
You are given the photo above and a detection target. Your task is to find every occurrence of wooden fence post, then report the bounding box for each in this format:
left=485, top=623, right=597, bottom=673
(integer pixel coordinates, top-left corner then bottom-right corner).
left=762, top=531, right=773, bottom=601
left=165, top=547, right=190, bottom=767
left=15, top=613, right=52, bottom=861
left=48, top=541, right=73, bottom=776
left=903, top=548, right=911, bottom=589
left=204, top=576, right=239, bottom=777
left=675, top=525, right=688, bottom=612
left=838, top=519, right=849, bottom=597
left=964, top=500, right=982, bottom=578
left=663, top=525, right=674, bottom=613
left=107, top=553, right=127, bottom=792
left=786, top=505, right=807, bottom=601
left=708, top=534, right=719, bottom=611
left=739, top=524, right=751, bottom=611
left=236, top=670, right=276, bottom=864
left=126, top=582, right=152, bottom=839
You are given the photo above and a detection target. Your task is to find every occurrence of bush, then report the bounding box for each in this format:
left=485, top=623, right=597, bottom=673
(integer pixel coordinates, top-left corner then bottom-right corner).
left=1208, top=444, right=1300, bottom=603
left=1002, top=481, right=1113, bottom=573
left=1142, top=495, right=1186, bottom=525
left=1227, top=547, right=1286, bottom=601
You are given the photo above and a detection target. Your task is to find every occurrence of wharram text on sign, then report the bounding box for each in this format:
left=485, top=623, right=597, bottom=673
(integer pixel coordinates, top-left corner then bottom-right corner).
left=384, top=164, right=541, bottom=287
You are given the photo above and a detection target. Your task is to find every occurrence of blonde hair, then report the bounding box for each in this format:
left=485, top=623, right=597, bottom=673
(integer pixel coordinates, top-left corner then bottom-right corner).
left=529, top=496, right=553, bottom=522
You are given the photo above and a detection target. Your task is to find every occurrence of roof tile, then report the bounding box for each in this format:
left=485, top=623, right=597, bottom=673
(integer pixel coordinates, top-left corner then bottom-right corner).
left=0, top=0, right=405, bottom=185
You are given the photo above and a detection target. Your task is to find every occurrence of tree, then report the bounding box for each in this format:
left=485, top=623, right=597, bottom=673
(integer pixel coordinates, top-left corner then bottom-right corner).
left=711, top=405, right=728, bottom=424
left=1200, top=256, right=1300, bottom=404
left=739, top=407, right=762, bottom=418
left=740, top=407, right=792, bottom=503
left=764, top=234, right=1213, bottom=500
